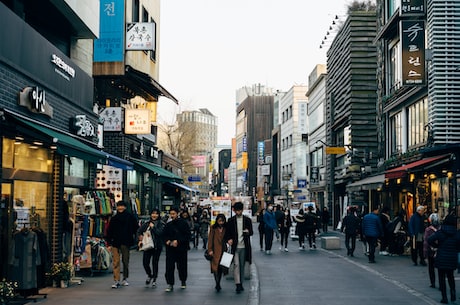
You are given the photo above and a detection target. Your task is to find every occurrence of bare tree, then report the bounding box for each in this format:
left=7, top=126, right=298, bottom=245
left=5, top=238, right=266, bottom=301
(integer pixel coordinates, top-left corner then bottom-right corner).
left=348, top=0, right=376, bottom=13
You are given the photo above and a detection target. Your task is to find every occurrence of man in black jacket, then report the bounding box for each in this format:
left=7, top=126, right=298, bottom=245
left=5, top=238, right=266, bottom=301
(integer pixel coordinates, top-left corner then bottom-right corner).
left=224, top=201, right=253, bottom=293
left=106, top=201, right=139, bottom=289
left=163, top=206, right=191, bottom=292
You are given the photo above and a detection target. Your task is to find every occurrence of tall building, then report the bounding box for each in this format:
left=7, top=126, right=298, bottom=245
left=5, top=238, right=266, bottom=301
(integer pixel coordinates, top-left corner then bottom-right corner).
left=325, top=10, right=378, bottom=226
left=176, top=108, right=218, bottom=195
left=234, top=84, right=274, bottom=204
left=306, top=65, right=328, bottom=209
left=279, top=85, right=309, bottom=204
left=375, top=0, right=460, bottom=218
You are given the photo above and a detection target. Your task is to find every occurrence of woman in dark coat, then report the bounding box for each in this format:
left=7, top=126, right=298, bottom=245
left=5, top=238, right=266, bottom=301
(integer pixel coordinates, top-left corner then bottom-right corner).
left=279, top=209, right=292, bottom=251
left=207, top=214, right=227, bottom=292
left=428, top=214, right=460, bottom=303
left=294, top=209, right=307, bottom=250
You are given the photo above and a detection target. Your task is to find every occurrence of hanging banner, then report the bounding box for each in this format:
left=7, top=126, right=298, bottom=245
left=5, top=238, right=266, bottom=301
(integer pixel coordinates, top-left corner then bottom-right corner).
left=401, top=20, right=426, bottom=86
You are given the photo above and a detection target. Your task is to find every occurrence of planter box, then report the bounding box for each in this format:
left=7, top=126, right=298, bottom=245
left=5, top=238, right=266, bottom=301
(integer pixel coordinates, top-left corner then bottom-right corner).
left=321, top=236, right=341, bottom=250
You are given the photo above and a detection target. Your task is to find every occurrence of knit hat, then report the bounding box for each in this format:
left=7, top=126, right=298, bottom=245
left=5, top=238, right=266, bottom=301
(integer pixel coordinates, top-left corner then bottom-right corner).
left=443, top=214, right=457, bottom=226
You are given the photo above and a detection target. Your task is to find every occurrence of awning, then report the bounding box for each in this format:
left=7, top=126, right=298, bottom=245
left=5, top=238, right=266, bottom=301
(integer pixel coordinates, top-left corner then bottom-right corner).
left=131, top=159, right=182, bottom=182
left=104, top=152, right=133, bottom=170
left=385, top=155, right=450, bottom=179
left=124, top=65, right=178, bottom=104
left=347, top=174, right=385, bottom=192
left=167, top=182, right=199, bottom=193
left=18, top=119, right=107, bottom=164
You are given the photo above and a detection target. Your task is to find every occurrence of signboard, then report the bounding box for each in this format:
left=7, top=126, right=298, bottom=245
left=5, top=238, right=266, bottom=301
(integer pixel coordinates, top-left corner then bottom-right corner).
left=297, top=179, right=307, bottom=188
left=258, top=141, right=265, bottom=165
left=124, top=109, right=151, bottom=134
left=298, top=101, right=308, bottom=134
left=191, top=155, right=206, bottom=168
left=401, top=0, right=425, bottom=16
left=325, top=147, right=346, bottom=155
left=188, top=175, right=201, bottom=182
left=101, top=107, right=122, bottom=131
left=126, top=22, right=155, bottom=51
left=94, top=0, right=124, bottom=62
left=18, top=87, right=53, bottom=118
left=401, top=20, right=426, bottom=86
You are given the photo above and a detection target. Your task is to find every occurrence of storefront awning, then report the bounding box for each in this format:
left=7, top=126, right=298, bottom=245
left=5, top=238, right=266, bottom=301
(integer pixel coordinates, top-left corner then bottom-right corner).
left=124, top=66, right=178, bottom=104
left=104, top=152, right=133, bottom=170
left=385, top=155, right=450, bottom=179
left=167, top=182, right=199, bottom=193
left=131, top=159, right=182, bottom=183
left=346, top=174, right=385, bottom=192
left=18, top=119, right=107, bottom=164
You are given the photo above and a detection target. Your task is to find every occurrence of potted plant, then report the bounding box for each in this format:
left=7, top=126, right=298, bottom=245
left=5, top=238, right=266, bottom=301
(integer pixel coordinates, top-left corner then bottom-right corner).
left=0, top=278, right=18, bottom=305
left=50, top=262, right=72, bottom=288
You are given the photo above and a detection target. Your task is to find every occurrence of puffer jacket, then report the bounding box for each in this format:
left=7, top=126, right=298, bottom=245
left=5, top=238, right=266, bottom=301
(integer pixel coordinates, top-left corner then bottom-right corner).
left=362, top=213, right=383, bottom=238
left=428, top=224, right=460, bottom=270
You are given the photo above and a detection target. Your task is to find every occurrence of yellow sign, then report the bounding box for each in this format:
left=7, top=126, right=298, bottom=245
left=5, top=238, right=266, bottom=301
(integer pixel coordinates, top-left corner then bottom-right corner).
left=325, top=147, right=346, bottom=155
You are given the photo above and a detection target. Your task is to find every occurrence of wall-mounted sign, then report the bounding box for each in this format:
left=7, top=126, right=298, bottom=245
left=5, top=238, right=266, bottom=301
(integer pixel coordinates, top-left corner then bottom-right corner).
left=401, top=20, right=426, bottom=86
left=401, top=0, right=425, bottom=16
left=18, top=87, right=53, bottom=118
left=51, top=54, right=75, bottom=81
left=126, top=22, right=155, bottom=51
left=72, top=115, right=96, bottom=138
left=100, top=107, right=122, bottom=131
left=258, top=141, right=265, bottom=165
left=297, top=179, right=307, bottom=188
left=124, top=109, right=151, bottom=134
left=94, top=0, right=124, bottom=62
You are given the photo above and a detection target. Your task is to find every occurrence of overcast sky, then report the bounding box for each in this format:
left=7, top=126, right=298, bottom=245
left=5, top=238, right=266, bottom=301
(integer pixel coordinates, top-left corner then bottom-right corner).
left=157, top=0, right=352, bottom=145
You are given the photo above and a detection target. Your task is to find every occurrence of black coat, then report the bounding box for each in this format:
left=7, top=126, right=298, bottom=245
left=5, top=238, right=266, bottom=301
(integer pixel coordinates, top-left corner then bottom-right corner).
left=224, top=215, right=253, bottom=264
left=163, top=218, right=191, bottom=252
left=137, top=218, right=165, bottom=251
left=342, top=214, right=361, bottom=235
left=428, top=224, right=460, bottom=270
left=106, top=210, right=138, bottom=248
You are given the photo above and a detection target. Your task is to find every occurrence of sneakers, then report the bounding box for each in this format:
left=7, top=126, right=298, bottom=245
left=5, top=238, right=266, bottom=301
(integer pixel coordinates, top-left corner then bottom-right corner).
left=284, top=248, right=289, bottom=252
left=111, top=281, right=120, bottom=289
left=151, top=280, right=156, bottom=288
left=121, top=279, right=129, bottom=286
left=312, top=243, right=317, bottom=249
left=379, top=251, right=389, bottom=256
left=180, top=282, right=187, bottom=289
left=279, top=246, right=282, bottom=251
left=265, top=250, right=271, bottom=255
left=165, top=285, right=173, bottom=292
left=145, top=277, right=153, bottom=285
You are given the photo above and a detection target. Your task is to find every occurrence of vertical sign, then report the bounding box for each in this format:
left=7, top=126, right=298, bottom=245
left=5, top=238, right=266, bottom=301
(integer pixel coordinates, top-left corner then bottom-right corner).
left=401, top=20, right=426, bottom=86
left=298, top=101, right=308, bottom=134
left=257, top=141, right=265, bottom=165
left=400, top=0, right=425, bottom=16
left=94, top=0, right=125, bottom=62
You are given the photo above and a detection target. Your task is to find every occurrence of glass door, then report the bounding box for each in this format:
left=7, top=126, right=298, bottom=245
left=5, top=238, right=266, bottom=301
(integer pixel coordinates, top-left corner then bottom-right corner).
left=0, top=183, right=12, bottom=279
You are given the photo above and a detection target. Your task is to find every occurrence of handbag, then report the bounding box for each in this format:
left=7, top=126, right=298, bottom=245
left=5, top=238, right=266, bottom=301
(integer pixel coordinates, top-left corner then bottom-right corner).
left=219, top=250, right=234, bottom=268
left=84, top=192, right=96, bottom=215
left=140, top=229, right=155, bottom=251
left=204, top=249, right=212, bottom=261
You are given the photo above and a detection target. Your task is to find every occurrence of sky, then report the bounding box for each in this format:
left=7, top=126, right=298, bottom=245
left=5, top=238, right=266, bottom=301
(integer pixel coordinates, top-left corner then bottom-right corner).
left=157, top=0, right=353, bottom=145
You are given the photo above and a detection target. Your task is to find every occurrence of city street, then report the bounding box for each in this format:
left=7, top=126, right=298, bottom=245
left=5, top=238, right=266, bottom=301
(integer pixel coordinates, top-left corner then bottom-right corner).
left=27, top=228, right=454, bottom=305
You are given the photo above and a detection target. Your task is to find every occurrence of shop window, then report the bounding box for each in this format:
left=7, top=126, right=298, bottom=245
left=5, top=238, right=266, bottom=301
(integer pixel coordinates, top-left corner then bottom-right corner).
left=2, top=138, right=52, bottom=173
left=408, top=98, right=428, bottom=147
left=13, top=180, right=50, bottom=231
left=64, top=157, right=87, bottom=178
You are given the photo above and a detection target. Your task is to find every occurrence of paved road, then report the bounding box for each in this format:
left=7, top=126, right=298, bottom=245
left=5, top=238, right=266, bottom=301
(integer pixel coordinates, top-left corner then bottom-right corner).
left=24, top=228, right=457, bottom=305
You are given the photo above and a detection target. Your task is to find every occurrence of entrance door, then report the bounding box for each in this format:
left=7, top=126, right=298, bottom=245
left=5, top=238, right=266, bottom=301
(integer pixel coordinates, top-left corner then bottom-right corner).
left=0, top=183, right=12, bottom=279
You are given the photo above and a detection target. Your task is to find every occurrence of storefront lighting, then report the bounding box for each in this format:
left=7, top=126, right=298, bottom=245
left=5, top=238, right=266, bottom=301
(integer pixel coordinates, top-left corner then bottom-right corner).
left=409, top=173, right=415, bottom=182
left=396, top=178, right=401, bottom=184
left=50, top=145, right=57, bottom=150
left=33, top=141, right=43, bottom=146
left=429, top=173, right=436, bottom=179
left=29, top=145, right=39, bottom=149
left=15, top=136, right=24, bottom=141
left=14, top=141, right=22, bottom=145
left=447, top=172, right=453, bottom=179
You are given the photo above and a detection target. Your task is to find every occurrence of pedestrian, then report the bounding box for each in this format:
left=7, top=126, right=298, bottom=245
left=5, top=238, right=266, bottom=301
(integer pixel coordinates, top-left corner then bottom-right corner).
left=199, top=209, right=211, bottom=249
left=224, top=201, right=253, bottom=294
left=428, top=214, right=460, bottom=303
left=192, top=210, right=200, bottom=249
left=279, top=208, right=292, bottom=252
left=387, top=210, right=407, bottom=256
left=305, top=205, right=318, bottom=250
left=180, top=209, right=195, bottom=250
left=106, top=201, right=139, bottom=289
left=274, top=204, right=283, bottom=240
left=294, top=208, right=307, bottom=250
left=321, top=206, right=330, bottom=233
left=263, top=204, right=277, bottom=255
left=256, top=208, right=265, bottom=251
left=163, top=206, right=191, bottom=292
left=137, top=208, right=165, bottom=288
left=423, top=213, right=439, bottom=289
left=342, top=206, right=361, bottom=257
left=408, top=205, right=427, bottom=266
left=379, top=206, right=391, bottom=256
left=207, top=213, right=227, bottom=292
left=362, top=206, right=384, bottom=263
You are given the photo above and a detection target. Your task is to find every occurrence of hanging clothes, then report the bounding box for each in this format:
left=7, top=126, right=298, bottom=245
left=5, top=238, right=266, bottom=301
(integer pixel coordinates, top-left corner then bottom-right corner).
left=10, top=229, right=41, bottom=290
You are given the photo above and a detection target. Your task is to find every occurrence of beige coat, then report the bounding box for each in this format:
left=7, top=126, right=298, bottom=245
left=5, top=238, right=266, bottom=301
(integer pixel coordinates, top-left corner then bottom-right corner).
left=208, top=225, right=226, bottom=273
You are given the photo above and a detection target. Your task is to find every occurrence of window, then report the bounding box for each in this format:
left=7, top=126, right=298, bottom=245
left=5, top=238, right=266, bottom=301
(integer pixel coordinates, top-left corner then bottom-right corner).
left=387, top=0, right=400, bottom=20
left=310, top=148, right=324, bottom=167
left=408, top=98, right=428, bottom=147
left=132, top=0, right=139, bottom=22
left=388, top=40, right=401, bottom=94
left=390, top=111, right=403, bottom=154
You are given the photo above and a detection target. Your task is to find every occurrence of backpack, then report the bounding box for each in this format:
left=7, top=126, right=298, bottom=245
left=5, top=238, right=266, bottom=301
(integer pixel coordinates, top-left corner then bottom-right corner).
left=305, top=213, right=317, bottom=229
